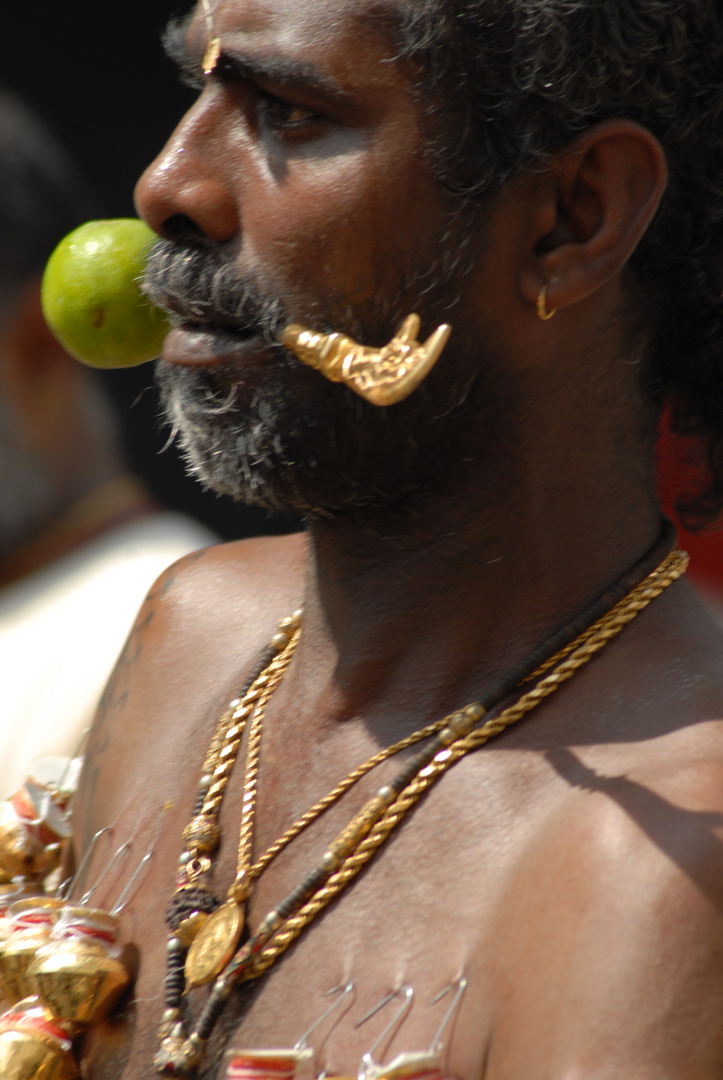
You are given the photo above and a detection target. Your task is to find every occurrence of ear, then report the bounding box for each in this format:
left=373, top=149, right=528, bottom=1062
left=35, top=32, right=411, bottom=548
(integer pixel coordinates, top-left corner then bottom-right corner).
left=518, top=120, right=668, bottom=314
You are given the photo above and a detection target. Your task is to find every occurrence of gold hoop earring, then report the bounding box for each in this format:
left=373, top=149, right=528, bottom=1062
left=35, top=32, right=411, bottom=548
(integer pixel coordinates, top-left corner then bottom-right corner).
left=282, top=314, right=452, bottom=407
left=536, top=284, right=557, bottom=321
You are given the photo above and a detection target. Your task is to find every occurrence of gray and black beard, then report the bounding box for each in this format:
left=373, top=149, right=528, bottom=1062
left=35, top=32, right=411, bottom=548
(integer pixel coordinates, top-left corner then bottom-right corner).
left=145, top=221, right=491, bottom=518
left=0, top=396, right=54, bottom=562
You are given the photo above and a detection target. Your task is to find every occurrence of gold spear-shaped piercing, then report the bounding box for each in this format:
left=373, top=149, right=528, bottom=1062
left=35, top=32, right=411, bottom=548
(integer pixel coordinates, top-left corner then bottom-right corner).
left=201, top=0, right=221, bottom=74
left=282, top=314, right=452, bottom=407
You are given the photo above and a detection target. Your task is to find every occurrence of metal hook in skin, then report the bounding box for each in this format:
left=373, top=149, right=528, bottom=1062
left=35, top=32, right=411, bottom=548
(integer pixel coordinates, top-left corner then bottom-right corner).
left=110, top=847, right=154, bottom=916
left=224, top=986, right=354, bottom=1080
left=58, top=826, right=112, bottom=901
left=282, top=315, right=452, bottom=407
left=427, top=977, right=467, bottom=1054
left=294, top=983, right=355, bottom=1051
left=80, top=840, right=131, bottom=906
left=355, top=986, right=415, bottom=1071
left=351, top=979, right=467, bottom=1080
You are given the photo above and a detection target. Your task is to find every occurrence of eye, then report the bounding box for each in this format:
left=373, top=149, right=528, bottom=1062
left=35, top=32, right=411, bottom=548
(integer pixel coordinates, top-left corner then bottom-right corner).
left=258, top=95, right=318, bottom=130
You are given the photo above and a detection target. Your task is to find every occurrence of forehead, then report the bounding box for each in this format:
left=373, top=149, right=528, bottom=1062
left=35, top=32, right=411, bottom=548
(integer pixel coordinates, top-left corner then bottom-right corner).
left=186, top=0, right=404, bottom=76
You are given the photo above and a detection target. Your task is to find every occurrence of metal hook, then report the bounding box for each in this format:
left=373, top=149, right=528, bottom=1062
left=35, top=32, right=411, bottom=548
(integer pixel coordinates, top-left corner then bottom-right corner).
left=356, top=986, right=414, bottom=1065
left=79, top=841, right=131, bottom=906
left=427, top=977, right=467, bottom=1054
left=294, top=983, right=355, bottom=1051
left=110, top=847, right=154, bottom=915
left=58, top=827, right=111, bottom=900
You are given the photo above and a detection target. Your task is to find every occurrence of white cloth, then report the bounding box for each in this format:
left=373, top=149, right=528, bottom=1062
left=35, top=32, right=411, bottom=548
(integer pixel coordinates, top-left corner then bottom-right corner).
left=0, top=512, right=217, bottom=797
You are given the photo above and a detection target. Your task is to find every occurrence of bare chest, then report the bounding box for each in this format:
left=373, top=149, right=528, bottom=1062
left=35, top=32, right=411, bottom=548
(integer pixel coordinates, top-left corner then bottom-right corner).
left=78, top=737, right=553, bottom=1080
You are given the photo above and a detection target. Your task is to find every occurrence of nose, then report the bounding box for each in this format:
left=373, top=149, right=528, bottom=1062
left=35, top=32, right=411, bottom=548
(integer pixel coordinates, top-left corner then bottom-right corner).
left=135, top=99, right=239, bottom=244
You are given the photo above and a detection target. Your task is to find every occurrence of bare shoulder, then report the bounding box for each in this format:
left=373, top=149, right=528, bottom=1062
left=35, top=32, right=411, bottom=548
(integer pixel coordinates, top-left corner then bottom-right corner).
left=141, top=530, right=308, bottom=632
left=110, top=530, right=308, bottom=682
left=74, top=532, right=307, bottom=847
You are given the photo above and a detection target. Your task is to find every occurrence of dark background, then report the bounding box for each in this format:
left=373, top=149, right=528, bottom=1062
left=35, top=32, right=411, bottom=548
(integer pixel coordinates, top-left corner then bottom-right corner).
left=1, top=0, right=300, bottom=540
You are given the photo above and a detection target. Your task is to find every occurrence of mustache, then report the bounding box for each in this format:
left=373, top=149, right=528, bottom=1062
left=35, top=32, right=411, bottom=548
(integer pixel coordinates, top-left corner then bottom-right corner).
left=142, top=239, right=288, bottom=344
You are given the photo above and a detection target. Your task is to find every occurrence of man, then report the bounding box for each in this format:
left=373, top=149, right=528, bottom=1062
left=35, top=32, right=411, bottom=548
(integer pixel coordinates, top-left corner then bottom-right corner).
left=0, top=93, right=216, bottom=794
left=70, top=1, right=723, bottom=1078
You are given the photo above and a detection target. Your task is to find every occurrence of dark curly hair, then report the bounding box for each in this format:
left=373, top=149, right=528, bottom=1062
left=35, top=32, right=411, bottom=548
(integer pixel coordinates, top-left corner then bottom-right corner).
left=393, top=0, right=723, bottom=528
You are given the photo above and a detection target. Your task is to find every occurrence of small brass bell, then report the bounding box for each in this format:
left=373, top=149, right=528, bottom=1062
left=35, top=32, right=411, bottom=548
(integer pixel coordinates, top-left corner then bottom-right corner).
left=0, top=996, right=78, bottom=1080
left=0, top=886, right=44, bottom=1004
left=28, top=906, right=130, bottom=1027
left=0, top=898, right=65, bottom=1004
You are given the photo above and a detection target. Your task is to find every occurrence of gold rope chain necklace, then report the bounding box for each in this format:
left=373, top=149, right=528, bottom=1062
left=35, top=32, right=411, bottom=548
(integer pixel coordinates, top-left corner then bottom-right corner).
left=155, top=544, right=688, bottom=1077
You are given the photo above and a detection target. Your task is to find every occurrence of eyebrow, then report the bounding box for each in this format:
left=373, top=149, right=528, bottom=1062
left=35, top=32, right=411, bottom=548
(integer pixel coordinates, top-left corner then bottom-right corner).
left=162, top=15, right=353, bottom=105
left=162, top=13, right=195, bottom=73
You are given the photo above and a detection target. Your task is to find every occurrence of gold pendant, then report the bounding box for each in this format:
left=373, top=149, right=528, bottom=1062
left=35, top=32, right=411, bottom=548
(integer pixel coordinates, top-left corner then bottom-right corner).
left=282, top=314, right=452, bottom=407
left=185, top=901, right=244, bottom=987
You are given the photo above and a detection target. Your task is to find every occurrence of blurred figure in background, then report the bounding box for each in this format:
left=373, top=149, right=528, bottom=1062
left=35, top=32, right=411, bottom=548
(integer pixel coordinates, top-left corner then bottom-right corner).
left=0, top=91, right=216, bottom=795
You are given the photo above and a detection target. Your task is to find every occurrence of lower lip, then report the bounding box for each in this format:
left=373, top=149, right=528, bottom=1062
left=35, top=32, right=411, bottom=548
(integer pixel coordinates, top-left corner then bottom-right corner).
left=162, top=323, right=263, bottom=367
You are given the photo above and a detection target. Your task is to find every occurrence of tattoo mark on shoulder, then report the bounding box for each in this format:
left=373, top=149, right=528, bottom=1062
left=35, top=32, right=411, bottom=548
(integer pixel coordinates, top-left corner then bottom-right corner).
left=158, top=547, right=210, bottom=598
left=160, top=574, right=178, bottom=598
left=136, top=607, right=155, bottom=633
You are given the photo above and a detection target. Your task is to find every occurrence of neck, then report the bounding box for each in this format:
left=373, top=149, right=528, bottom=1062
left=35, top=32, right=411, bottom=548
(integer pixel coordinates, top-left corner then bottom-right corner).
left=291, top=401, right=661, bottom=732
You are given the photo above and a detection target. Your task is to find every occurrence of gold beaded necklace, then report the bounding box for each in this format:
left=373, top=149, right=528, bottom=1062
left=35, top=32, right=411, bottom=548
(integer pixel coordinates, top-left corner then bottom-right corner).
left=155, top=538, right=688, bottom=1078
left=169, top=614, right=456, bottom=989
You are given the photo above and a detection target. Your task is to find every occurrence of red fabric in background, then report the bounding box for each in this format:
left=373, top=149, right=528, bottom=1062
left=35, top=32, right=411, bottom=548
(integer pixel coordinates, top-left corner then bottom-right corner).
left=657, top=409, right=723, bottom=597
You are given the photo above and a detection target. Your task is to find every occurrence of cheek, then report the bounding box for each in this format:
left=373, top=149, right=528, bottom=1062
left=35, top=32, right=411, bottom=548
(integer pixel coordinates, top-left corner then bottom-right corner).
left=238, top=135, right=446, bottom=311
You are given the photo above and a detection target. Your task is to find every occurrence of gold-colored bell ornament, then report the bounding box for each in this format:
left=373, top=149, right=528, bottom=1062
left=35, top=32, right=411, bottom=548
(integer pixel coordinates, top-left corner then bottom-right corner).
left=0, top=800, right=53, bottom=882
left=0, top=884, right=42, bottom=946
left=282, top=314, right=452, bottom=407
left=28, top=906, right=130, bottom=1027
left=0, top=898, right=65, bottom=1004
left=0, top=772, right=73, bottom=882
left=0, top=885, right=45, bottom=1005
left=0, top=996, right=78, bottom=1080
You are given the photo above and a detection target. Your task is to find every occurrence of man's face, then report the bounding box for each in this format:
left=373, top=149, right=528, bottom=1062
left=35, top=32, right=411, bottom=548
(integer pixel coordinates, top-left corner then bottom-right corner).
left=137, top=0, right=495, bottom=515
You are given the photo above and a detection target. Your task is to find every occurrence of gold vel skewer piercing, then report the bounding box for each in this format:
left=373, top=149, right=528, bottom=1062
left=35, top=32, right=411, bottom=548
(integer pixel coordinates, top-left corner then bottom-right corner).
left=201, top=0, right=221, bottom=74
left=282, top=314, right=452, bottom=407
